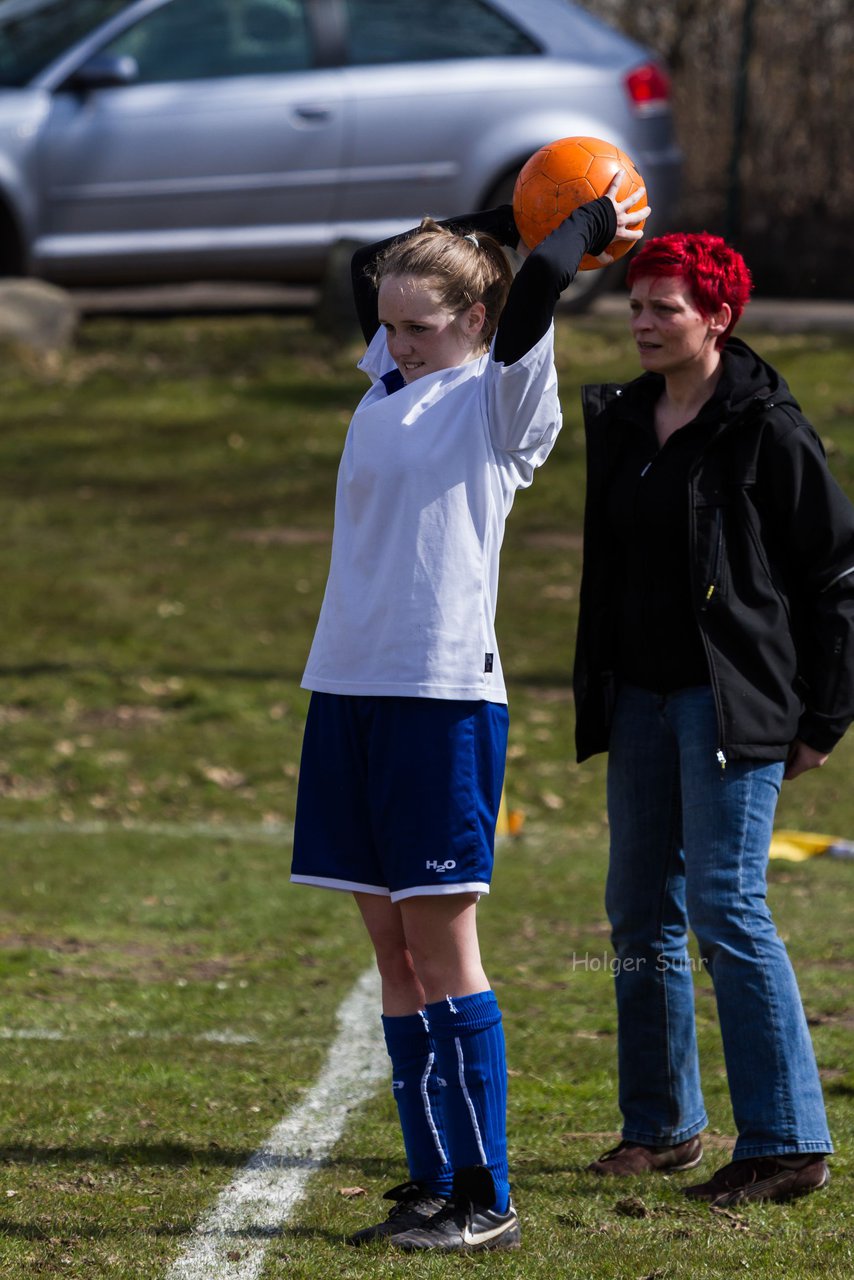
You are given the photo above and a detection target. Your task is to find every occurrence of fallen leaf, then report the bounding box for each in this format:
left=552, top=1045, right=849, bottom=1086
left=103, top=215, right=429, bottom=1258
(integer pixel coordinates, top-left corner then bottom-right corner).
left=709, top=1205, right=750, bottom=1230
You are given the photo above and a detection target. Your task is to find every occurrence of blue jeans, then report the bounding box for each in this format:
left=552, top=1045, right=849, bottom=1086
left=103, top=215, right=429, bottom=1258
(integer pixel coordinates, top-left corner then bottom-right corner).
left=605, top=685, right=832, bottom=1159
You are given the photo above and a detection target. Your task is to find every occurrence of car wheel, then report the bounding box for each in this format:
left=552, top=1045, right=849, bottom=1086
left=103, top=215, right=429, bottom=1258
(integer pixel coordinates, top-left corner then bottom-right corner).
left=484, top=172, right=618, bottom=314
left=0, top=200, right=25, bottom=276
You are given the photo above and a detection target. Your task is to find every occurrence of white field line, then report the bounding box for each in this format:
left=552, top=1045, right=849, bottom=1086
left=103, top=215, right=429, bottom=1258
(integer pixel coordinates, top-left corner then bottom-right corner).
left=0, top=819, right=293, bottom=842
left=166, top=965, right=384, bottom=1280
left=3, top=815, right=387, bottom=1273
left=0, top=1027, right=258, bottom=1045
left=0, top=817, right=519, bottom=848
left=2, top=815, right=288, bottom=1051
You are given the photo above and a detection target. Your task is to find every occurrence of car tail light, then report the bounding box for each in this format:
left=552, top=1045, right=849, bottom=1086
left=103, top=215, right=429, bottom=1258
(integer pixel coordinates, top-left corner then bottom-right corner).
left=624, top=62, right=671, bottom=113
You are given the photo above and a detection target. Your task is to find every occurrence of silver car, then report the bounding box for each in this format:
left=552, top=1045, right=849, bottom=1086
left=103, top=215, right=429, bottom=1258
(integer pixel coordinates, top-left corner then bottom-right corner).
left=0, top=0, right=681, bottom=308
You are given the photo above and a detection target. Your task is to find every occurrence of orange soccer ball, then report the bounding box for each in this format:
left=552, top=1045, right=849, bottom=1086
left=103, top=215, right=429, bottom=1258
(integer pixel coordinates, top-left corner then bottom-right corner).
left=512, top=135, right=647, bottom=270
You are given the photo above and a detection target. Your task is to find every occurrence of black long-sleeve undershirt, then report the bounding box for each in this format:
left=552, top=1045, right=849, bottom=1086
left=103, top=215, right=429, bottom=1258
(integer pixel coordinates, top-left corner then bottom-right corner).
left=349, top=197, right=617, bottom=364
left=494, top=197, right=615, bottom=364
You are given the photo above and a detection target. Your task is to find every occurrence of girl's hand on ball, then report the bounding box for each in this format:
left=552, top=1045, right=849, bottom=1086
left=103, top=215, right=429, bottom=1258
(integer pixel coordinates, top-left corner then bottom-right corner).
left=595, top=171, right=651, bottom=264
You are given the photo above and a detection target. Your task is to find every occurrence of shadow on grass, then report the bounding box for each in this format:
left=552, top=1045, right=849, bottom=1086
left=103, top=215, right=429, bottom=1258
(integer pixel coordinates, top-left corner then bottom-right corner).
left=1, top=1145, right=412, bottom=1178
left=0, top=1218, right=194, bottom=1240
left=280, top=1224, right=350, bottom=1245
left=0, top=1141, right=254, bottom=1168
left=0, top=659, right=571, bottom=690
left=824, top=1079, right=854, bottom=1097
left=0, top=660, right=301, bottom=683
left=0, top=1217, right=346, bottom=1245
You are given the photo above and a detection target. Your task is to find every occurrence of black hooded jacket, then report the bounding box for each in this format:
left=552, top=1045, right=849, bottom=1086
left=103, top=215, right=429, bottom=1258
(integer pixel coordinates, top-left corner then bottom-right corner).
left=573, top=337, right=854, bottom=763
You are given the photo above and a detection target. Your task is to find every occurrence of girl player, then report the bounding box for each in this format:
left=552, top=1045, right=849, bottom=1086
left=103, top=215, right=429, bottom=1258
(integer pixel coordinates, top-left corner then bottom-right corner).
left=291, top=176, right=647, bottom=1251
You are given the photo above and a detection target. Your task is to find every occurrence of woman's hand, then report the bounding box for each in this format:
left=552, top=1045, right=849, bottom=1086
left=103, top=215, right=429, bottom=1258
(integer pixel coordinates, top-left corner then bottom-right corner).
left=594, top=170, right=651, bottom=265
left=784, top=739, right=830, bottom=781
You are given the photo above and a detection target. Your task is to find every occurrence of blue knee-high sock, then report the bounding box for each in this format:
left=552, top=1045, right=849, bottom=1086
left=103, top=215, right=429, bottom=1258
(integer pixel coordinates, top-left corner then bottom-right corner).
left=382, top=1012, right=454, bottom=1197
left=424, top=990, right=510, bottom=1213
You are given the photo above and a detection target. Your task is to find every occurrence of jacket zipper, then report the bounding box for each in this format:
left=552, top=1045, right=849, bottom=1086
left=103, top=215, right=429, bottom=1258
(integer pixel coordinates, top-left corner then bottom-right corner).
left=701, top=509, right=724, bottom=611
left=701, top=391, right=787, bottom=769
left=640, top=445, right=728, bottom=764
left=685, top=395, right=776, bottom=768
left=820, top=563, right=854, bottom=593
left=642, top=423, right=727, bottom=764
left=689, top=477, right=728, bottom=769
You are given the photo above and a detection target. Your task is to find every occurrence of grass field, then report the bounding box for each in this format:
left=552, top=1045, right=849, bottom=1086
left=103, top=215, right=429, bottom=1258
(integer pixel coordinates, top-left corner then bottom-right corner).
left=0, top=306, right=852, bottom=1278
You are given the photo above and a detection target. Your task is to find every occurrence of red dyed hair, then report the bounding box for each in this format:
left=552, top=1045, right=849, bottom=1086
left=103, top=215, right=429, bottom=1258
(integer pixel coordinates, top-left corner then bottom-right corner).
left=626, top=232, right=753, bottom=347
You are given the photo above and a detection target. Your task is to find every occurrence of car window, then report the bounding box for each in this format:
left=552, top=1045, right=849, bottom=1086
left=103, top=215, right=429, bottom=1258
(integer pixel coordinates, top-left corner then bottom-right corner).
left=343, top=0, right=539, bottom=65
left=0, top=0, right=128, bottom=86
left=100, top=0, right=313, bottom=82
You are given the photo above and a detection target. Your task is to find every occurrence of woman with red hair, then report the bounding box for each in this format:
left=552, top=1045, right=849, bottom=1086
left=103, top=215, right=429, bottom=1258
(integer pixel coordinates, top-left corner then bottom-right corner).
left=574, top=232, right=854, bottom=1205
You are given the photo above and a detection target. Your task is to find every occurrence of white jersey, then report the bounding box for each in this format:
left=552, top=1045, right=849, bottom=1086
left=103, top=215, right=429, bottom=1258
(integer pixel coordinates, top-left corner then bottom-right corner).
left=301, top=324, right=562, bottom=703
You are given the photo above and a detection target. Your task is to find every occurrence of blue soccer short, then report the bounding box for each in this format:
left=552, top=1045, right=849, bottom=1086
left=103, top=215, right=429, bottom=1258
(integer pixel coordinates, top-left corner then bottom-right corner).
left=290, top=693, right=509, bottom=902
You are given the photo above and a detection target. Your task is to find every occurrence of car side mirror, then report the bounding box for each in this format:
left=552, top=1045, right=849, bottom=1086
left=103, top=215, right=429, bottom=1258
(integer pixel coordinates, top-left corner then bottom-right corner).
left=62, top=54, right=140, bottom=92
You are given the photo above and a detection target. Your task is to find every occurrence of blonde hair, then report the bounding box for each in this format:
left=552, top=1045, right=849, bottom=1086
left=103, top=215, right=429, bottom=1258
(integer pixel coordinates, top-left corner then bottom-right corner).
left=370, top=218, right=513, bottom=350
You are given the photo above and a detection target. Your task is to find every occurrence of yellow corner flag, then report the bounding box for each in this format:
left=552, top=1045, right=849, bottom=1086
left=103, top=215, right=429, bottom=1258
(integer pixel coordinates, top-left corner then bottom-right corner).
left=769, top=830, right=854, bottom=861
left=496, top=789, right=524, bottom=838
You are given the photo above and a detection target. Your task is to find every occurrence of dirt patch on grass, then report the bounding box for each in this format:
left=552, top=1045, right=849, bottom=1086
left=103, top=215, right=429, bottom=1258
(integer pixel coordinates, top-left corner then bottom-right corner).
left=0, top=772, right=54, bottom=800
left=75, top=706, right=169, bottom=729
left=0, top=933, right=249, bottom=983
left=0, top=706, right=29, bottom=725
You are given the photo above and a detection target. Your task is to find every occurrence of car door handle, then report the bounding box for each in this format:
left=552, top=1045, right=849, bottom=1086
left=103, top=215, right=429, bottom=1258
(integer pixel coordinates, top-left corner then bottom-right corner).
left=292, top=104, right=333, bottom=125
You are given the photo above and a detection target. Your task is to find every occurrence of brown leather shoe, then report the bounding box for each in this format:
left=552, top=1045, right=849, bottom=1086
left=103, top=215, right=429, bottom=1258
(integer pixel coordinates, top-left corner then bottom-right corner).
left=683, top=1154, right=829, bottom=1206
left=588, top=1135, right=704, bottom=1176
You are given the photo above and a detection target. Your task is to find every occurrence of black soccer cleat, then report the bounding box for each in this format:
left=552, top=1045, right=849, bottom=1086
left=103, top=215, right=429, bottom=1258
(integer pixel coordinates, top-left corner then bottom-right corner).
left=347, top=1180, right=450, bottom=1245
left=391, top=1197, right=520, bottom=1252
